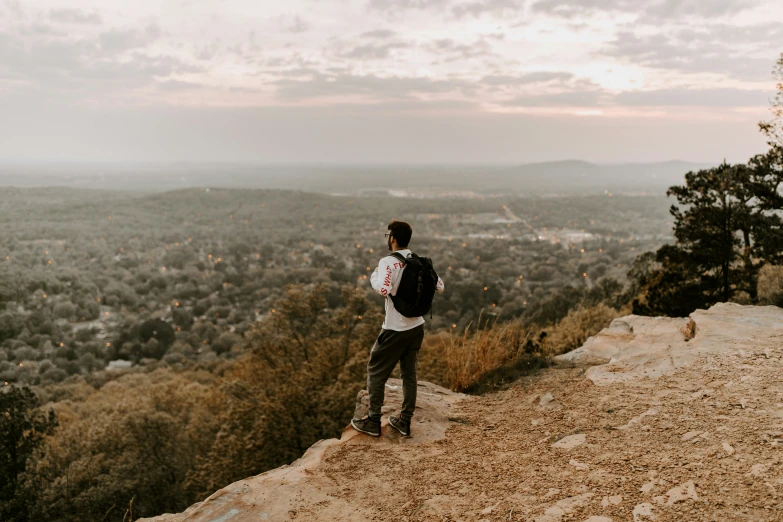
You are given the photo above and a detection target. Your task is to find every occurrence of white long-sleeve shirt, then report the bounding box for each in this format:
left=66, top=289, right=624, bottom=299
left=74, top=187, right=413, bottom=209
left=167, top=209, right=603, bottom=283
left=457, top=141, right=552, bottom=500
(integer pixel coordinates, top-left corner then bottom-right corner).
left=370, top=249, right=445, bottom=331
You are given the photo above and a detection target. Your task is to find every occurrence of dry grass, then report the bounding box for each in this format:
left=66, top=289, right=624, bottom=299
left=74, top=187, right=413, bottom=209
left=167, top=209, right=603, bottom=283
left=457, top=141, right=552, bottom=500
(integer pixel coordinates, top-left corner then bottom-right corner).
left=540, top=303, right=624, bottom=356
left=444, top=314, right=537, bottom=393
left=443, top=304, right=626, bottom=393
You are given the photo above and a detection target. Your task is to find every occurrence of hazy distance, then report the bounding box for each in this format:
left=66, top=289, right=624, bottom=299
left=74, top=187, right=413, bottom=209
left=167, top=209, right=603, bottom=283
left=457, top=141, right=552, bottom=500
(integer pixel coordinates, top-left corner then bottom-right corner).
left=0, top=161, right=709, bottom=196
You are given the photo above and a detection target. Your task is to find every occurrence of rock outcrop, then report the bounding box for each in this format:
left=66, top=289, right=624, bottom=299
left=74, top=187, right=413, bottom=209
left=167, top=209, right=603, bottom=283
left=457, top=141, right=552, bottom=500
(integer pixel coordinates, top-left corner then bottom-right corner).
left=142, top=304, right=783, bottom=521
left=556, top=302, right=783, bottom=385
left=140, top=379, right=464, bottom=522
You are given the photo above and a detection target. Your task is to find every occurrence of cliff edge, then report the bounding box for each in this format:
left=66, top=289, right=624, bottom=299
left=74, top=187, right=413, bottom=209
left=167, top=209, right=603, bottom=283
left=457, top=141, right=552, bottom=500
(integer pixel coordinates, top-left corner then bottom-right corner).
left=142, top=303, right=783, bottom=521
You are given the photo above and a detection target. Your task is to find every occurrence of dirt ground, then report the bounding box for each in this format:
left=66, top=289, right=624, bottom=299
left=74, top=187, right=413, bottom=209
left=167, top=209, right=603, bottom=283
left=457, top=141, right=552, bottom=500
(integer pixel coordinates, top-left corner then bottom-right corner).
left=322, top=352, right=783, bottom=522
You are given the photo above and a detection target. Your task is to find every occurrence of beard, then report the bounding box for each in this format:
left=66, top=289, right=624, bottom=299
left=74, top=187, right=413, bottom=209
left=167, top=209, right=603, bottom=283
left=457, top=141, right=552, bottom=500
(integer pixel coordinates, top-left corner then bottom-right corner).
left=387, top=237, right=393, bottom=251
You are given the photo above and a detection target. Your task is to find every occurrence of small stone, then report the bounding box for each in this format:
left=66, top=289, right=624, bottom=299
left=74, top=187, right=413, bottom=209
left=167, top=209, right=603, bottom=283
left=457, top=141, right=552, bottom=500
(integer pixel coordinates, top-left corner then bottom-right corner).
left=570, top=459, right=589, bottom=470
left=682, top=431, right=702, bottom=441
left=552, top=434, right=586, bottom=450
left=722, top=442, right=735, bottom=455
left=640, top=482, right=654, bottom=494
left=615, top=409, right=658, bottom=430
left=749, top=464, right=768, bottom=477
left=539, top=392, right=562, bottom=410
left=632, top=502, right=655, bottom=521
left=480, top=506, right=494, bottom=515
left=584, top=517, right=612, bottom=522
left=666, top=481, right=698, bottom=504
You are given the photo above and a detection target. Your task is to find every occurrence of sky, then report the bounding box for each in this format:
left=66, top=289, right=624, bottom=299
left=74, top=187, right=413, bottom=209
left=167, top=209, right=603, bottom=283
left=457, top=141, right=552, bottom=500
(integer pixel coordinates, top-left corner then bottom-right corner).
left=0, top=0, right=781, bottom=164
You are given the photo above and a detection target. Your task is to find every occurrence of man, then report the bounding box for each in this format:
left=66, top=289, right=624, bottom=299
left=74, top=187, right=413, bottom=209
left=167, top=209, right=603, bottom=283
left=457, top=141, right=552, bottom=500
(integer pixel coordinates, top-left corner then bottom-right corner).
left=351, top=220, right=444, bottom=437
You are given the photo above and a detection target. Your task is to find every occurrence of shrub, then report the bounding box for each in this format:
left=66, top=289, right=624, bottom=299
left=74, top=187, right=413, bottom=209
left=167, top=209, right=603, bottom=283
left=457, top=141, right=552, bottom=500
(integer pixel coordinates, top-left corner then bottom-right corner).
left=187, top=284, right=383, bottom=497
left=540, top=303, right=621, bottom=356
left=445, top=313, right=542, bottom=393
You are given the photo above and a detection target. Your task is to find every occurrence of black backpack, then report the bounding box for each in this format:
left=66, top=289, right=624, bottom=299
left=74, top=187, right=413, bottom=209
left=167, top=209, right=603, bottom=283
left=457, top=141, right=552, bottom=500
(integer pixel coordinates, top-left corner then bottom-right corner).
left=389, top=252, right=438, bottom=318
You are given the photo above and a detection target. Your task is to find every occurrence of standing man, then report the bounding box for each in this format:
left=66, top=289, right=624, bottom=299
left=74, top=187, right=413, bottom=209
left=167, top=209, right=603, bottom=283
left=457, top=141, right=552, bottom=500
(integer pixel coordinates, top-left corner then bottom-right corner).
left=351, top=220, right=444, bottom=437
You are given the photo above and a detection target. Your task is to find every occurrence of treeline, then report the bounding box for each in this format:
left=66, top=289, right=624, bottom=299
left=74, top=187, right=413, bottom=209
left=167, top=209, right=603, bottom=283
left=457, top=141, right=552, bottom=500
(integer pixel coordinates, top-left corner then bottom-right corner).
left=0, top=183, right=667, bottom=387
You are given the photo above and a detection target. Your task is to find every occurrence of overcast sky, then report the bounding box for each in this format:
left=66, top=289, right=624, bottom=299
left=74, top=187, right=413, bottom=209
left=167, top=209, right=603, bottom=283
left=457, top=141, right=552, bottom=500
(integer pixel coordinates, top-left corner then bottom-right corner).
left=0, top=0, right=781, bottom=164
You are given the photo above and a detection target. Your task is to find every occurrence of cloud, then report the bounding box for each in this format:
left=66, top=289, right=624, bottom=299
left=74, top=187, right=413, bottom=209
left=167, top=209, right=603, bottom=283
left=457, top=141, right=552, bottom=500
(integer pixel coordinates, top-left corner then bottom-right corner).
left=272, top=71, right=471, bottom=101
left=157, top=79, right=208, bottom=92
left=360, top=29, right=397, bottom=39
left=480, top=71, right=574, bottom=86
left=452, top=0, right=524, bottom=17
left=0, top=25, right=202, bottom=99
left=286, top=15, right=310, bottom=33
left=499, top=89, right=606, bottom=107
left=49, top=8, right=102, bottom=25
left=496, top=84, right=770, bottom=108
left=338, top=40, right=410, bottom=60
left=602, top=29, right=778, bottom=81
left=99, top=24, right=161, bottom=53
left=367, top=0, right=451, bottom=11
left=429, top=38, right=496, bottom=61
left=532, top=0, right=759, bottom=20
left=614, top=87, right=769, bottom=107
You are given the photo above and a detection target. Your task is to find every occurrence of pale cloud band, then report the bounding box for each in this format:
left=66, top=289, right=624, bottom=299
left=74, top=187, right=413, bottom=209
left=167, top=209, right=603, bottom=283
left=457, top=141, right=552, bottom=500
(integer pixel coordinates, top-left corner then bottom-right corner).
left=0, top=0, right=780, bottom=162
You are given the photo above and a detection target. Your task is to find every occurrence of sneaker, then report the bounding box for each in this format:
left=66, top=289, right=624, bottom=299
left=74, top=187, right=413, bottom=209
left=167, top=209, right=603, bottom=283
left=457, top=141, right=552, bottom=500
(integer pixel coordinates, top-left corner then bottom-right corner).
left=389, top=415, right=411, bottom=436
left=351, top=416, right=381, bottom=437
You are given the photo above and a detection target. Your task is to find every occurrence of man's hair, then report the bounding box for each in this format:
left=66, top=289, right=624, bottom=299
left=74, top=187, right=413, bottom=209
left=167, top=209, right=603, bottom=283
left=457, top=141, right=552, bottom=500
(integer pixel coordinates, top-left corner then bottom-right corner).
left=388, top=220, right=412, bottom=247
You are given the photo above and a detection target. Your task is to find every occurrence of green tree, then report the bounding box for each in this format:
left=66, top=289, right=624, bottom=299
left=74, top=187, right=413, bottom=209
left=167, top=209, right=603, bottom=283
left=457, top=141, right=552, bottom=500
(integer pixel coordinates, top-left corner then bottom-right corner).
left=0, top=385, right=57, bottom=521
left=0, top=313, right=24, bottom=343
left=759, top=53, right=783, bottom=146
left=188, top=284, right=383, bottom=497
left=632, top=164, right=752, bottom=315
left=634, top=158, right=783, bottom=316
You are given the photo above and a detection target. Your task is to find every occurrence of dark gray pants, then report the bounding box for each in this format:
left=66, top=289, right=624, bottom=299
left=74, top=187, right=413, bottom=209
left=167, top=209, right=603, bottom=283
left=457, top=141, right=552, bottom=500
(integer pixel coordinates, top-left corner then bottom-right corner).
left=367, top=325, right=424, bottom=422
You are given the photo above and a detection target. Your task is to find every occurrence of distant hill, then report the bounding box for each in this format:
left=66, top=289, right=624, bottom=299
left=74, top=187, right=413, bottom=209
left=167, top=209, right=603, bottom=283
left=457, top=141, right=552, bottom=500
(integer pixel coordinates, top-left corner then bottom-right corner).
left=0, top=160, right=710, bottom=196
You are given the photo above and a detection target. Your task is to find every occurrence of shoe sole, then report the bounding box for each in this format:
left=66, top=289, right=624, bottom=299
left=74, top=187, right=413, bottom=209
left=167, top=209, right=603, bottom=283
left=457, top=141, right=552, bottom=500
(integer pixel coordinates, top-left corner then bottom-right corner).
left=389, top=420, right=410, bottom=437
left=351, top=419, right=380, bottom=437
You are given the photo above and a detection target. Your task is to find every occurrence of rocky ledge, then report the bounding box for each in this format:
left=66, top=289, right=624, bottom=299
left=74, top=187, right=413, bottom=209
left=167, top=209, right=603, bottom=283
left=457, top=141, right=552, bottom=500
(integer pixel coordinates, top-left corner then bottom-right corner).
left=139, top=379, right=465, bottom=522
left=556, top=302, right=783, bottom=385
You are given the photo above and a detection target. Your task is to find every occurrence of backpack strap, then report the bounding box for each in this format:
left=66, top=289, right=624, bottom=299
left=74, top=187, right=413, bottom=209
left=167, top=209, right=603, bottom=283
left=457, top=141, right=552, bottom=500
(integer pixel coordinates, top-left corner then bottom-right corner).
left=390, top=252, right=408, bottom=265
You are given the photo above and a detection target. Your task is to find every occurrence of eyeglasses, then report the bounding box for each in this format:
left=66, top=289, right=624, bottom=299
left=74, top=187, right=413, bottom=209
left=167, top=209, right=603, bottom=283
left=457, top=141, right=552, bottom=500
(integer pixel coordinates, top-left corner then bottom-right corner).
left=384, top=232, right=392, bottom=238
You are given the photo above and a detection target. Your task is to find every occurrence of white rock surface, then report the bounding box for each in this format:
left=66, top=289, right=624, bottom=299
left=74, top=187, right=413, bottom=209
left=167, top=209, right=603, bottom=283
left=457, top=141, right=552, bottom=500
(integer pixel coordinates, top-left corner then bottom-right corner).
left=665, top=481, right=698, bottom=504
left=552, top=434, right=586, bottom=450
left=556, top=303, right=783, bottom=385
left=632, top=502, right=655, bottom=521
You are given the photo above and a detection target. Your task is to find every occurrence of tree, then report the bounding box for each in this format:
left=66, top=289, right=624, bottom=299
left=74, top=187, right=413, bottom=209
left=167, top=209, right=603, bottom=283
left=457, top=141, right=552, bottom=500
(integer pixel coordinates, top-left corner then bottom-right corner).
left=633, top=157, right=783, bottom=316
left=0, top=385, right=57, bottom=521
left=747, top=146, right=783, bottom=267
left=759, top=53, right=783, bottom=146
left=188, top=284, right=383, bottom=497
left=0, top=313, right=24, bottom=343
left=633, top=164, right=754, bottom=315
